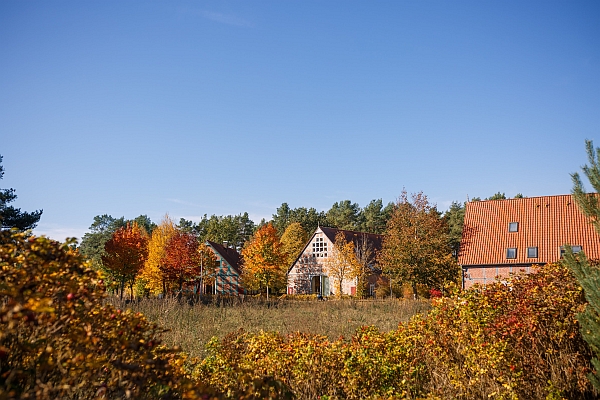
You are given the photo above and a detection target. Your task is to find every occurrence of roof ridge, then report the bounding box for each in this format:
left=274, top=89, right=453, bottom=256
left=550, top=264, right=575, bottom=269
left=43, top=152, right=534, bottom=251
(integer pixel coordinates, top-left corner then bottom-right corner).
left=320, top=226, right=384, bottom=237
left=472, top=194, right=578, bottom=203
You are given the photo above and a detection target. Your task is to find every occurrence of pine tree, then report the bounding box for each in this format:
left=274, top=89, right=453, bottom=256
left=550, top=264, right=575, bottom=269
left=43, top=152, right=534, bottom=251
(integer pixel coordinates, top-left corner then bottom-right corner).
left=568, top=139, right=600, bottom=390
left=0, top=155, right=42, bottom=230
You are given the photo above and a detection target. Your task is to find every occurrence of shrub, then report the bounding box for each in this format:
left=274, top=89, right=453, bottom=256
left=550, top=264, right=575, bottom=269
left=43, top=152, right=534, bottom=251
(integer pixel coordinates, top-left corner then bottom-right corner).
left=0, top=231, right=210, bottom=399
left=194, top=263, right=597, bottom=399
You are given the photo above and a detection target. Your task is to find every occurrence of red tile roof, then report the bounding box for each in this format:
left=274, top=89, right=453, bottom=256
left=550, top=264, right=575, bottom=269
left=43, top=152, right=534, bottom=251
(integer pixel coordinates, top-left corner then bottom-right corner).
left=458, top=194, right=600, bottom=266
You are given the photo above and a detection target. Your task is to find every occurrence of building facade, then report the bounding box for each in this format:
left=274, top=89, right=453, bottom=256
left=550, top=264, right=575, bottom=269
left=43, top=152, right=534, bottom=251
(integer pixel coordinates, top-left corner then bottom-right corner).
left=287, top=226, right=383, bottom=296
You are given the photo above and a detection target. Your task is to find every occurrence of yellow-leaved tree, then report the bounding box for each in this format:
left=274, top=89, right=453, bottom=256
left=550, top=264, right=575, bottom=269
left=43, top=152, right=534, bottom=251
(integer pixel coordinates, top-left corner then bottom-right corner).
left=325, top=231, right=361, bottom=297
left=197, top=242, right=218, bottom=295
left=280, top=222, right=308, bottom=268
left=140, top=215, right=177, bottom=295
left=241, top=223, right=287, bottom=299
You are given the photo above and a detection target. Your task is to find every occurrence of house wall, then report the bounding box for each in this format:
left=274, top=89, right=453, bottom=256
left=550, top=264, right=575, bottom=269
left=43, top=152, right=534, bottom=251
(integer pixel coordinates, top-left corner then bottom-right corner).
left=287, top=228, right=357, bottom=296
left=207, top=247, right=242, bottom=295
left=215, top=257, right=241, bottom=295
left=462, top=264, right=538, bottom=290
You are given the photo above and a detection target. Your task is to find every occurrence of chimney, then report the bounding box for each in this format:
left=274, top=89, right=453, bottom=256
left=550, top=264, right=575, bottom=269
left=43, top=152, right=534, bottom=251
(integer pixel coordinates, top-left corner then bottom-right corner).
left=223, top=241, right=229, bottom=248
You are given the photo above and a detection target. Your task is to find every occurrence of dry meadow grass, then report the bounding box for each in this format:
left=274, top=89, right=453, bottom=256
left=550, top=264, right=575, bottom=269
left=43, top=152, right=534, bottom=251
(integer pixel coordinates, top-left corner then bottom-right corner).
left=107, top=296, right=431, bottom=358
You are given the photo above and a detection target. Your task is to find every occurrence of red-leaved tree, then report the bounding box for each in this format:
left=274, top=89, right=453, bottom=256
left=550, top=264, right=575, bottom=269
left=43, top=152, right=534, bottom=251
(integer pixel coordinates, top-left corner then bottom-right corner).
left=102, top=222, right=148, bottom=300
left=162, top=231, right=201, bottom=293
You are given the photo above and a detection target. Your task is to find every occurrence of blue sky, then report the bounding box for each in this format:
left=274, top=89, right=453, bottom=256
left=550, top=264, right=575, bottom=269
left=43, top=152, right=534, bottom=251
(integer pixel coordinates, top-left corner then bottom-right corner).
left=1, top=1, right=599, bottom=241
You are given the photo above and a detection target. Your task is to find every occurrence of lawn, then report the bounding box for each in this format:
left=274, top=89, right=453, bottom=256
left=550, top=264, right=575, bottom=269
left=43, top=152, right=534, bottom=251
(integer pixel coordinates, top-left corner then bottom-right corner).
left=107, top=296, right=431, bottom=358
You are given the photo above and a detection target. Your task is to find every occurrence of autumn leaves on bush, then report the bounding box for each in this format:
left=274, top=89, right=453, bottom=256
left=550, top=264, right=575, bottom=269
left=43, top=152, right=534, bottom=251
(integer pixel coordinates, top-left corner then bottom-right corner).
left=1, top=230, right=598, bottom=399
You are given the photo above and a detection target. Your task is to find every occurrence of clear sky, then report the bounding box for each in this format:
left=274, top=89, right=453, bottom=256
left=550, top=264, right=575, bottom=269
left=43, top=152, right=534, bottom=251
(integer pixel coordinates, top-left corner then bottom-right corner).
left=1, top=1, right=599, bottom=241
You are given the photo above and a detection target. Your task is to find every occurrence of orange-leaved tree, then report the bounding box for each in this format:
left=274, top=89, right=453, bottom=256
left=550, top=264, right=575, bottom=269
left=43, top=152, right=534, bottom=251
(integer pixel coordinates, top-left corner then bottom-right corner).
left=324, top=231, right=361, bottom=297
left=379, top=190, right=457, bottom=299
left=241, top=223, right=287, bottom=299
left=102, top=221, right=148, bottom=300
left=140, top=215, right=177, bottom=295
left=163, top=231, right=201, bottom=293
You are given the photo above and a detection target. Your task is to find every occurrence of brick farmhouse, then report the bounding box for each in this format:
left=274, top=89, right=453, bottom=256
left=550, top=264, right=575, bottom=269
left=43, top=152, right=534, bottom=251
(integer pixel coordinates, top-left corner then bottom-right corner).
left=458, top=194, right=600, bottom=289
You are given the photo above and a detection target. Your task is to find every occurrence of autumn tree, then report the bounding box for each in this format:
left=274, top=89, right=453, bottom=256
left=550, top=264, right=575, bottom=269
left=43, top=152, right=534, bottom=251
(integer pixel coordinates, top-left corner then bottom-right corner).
left=80, top=215, right=126, bottom=274
left=162, top=231, right=201, bottom=293
left=197, top=243, right=218, bottom=295
left=0, top=155, right=43, bottom=230
left=568, top=139, right=600, bottom=390
left=325, top=231, right=361, bottom=297
left=379, top=190, right=458, bottom=299
left=140, top=215, right=177, bottom=295
left=280, top=222, right=308, bottom=268
left=241, top=223, right=287, bottom=299
left=354, top=233, right=376, bottom=298
left=101, top=222, right=148, bottom=300
left=80, top=214, right=154, bottom=283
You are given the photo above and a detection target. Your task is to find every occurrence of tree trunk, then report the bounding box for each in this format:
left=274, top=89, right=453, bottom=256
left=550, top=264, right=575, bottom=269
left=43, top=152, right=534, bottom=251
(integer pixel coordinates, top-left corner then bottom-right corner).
left=266, top=284, right=269, bottom=300
left=412, top=282, right=418, bottom=300
left=120, top=278, right=125, bottom=301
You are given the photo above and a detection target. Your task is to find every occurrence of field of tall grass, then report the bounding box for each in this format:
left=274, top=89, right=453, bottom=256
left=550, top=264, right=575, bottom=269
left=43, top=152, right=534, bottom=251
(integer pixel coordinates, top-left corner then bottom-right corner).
left=107, top=296, right=431, bottom=358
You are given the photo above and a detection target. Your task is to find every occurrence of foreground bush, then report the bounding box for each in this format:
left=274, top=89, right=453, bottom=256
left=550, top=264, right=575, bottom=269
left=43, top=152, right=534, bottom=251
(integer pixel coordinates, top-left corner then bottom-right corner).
left=193, top=263, right=597, bottom=399
left=0, top=231, right=192, bottom=398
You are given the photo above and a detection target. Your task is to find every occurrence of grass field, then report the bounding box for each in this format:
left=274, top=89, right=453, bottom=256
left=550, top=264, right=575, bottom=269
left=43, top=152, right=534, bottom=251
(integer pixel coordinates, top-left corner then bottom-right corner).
left=108, top=297, right=431, bottom=358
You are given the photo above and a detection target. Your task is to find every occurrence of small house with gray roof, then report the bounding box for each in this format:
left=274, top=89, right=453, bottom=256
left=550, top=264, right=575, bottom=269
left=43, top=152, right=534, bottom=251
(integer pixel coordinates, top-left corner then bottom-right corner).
left=206, top=241, right=244, bottom=295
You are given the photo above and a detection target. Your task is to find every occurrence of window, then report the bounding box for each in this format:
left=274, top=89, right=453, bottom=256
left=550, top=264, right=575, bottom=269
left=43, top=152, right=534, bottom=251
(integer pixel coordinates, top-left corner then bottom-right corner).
left=506, top=248, right=517, bottom=259
left=560, top=245, right=582, bottom=258
left=508, top=222, right=518, bottom=232
left=527, top=247, right=538, bottom=258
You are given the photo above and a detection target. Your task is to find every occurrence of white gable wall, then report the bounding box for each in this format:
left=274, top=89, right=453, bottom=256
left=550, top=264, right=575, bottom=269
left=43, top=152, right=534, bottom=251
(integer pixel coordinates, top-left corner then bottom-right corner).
left=287, top=227, right=358, bottom=296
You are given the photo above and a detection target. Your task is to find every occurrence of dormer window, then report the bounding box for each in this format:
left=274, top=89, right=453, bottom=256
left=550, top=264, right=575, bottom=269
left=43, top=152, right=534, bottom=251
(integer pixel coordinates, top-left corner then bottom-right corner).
left=560, top=245, right=582, bottom=258
left=527, top=247, right=538, bottom=258
left=508, top=222, right=518, bottom=232
left=506, top=248, right=517, bottom=259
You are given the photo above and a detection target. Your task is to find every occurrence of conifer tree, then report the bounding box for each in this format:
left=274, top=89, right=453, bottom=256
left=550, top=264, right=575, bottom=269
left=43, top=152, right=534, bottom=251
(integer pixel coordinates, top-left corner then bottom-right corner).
left=0, top=155, right=42, bottom=230
left=569, top=139, right=600, bottom=390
